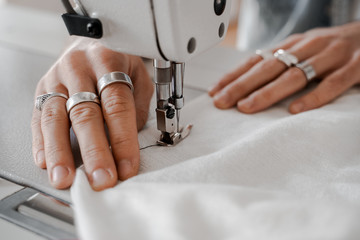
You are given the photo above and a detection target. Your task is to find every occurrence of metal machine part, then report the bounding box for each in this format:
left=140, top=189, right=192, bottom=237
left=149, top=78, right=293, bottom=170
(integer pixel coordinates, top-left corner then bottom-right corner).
left=0, top=188, right=76, bottom=239
left=153, top=59, right=192, bottom=146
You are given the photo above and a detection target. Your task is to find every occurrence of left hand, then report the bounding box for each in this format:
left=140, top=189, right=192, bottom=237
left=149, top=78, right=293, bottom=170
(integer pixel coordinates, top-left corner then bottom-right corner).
left=209, top=21, right=360, bottom=114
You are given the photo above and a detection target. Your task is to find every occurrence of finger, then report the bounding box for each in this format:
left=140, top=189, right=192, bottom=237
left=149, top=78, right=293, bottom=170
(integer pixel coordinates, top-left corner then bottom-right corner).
left=307, top=40, right=351, bottom=77
left=209, top=34, right=304, bottom=98
left=208, top=55, right=261, bottom=96
left=237, top=67, right=307, bottom=113
left=237, top=40, right=350, bottom=113
left=286, top=35, right=332, bottom=61
left=128, top=56, right=154, bottom=130
left=213, top=35, right=332, bottom=109
left=289, top=51, right=360, bottom=113
left=31, top=100, right=46, bottom=168
left=213, top=57, right=287, bottom=109
left=69, top=100, right=118, bottom=190
left=92, top=52, right=140, bottom=181
left=100, top=84, right=139, bottom=180
left=41, top=94, right=75, bottom=189
left=63, top=51, right=118, bottom=191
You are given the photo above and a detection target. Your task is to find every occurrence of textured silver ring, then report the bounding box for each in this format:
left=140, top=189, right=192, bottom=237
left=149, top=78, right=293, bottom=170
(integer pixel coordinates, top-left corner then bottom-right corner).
left=97, top=72, right=134, bottom=97
left=66, top=92, right=100, bottom=113
left=274, top=49, right=299, bottom=67
left=35, top=92, right=68, bottom=111
left=255, top=49, right=274, bottom=60
left=295, top=61, right=316, bottom=82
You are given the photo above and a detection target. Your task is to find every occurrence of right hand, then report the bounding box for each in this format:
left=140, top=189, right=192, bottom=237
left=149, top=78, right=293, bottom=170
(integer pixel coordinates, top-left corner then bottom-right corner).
left=31, top=37, right=154, bottom=191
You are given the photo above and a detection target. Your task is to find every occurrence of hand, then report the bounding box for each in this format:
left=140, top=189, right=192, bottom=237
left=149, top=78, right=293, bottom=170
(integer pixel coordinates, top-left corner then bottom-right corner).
left=31, top=37, right=154, bottom=191
left=209, top=21, right=360, bottom=114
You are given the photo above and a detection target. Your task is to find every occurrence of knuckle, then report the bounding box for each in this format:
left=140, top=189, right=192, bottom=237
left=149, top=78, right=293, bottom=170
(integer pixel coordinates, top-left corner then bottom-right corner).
left=259, top=89, right=273, bottom=102
left=220, top=74, right=233, bottom=84
left=70, top=104, right=100, bottom=126
left=306, top=27, right=328, bottom=36
left=288, top=33, right=304, bottom=41
left=352, top=50, right=360, bottom=63
left=227, top=83, right=246, bottom=101
left=289, top=67, right=305, bottom=80
left=32, top=137, right=43, bottom=150
left=305, top=35, right=331, bottom=48
left=308, top=92, right=323, bottom=106
left=45, top=144, right=67, bottom=162
left=62, top=50, right=85, bottom=65
left=31, top=115, right=41, bottom=129
left=307, top=36, right=325, bottom=45
left=330, top=39, right=348, bottom=51
left=248, top=55, right=260, bottom=65
left=262, top=58, right=279, bottom=71
left=82, top=145, right=109, bottom=162
left=103, top=95, right=134, bottom=118
left=41, top=106, right=66, bottom=128
left=111, top=134, right=133, bottom=148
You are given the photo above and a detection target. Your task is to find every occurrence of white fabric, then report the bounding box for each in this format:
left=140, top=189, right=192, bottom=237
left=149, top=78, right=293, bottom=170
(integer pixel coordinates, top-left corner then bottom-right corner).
left=71, top=87, right=360, bottom=240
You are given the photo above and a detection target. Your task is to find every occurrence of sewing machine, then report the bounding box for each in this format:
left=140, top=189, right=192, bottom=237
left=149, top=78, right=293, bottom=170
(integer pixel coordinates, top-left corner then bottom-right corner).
left=61, top=0, right=231, bottom=145
left=0, top=1, right=231, bottom=238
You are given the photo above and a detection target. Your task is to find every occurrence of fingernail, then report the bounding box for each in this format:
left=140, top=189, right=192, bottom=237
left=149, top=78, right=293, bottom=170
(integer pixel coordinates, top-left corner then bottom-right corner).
left=36, top=150, right=45, bottom=165
left=291, top=102, right=304, bottom=113
left=214, top=92, right=229, bottom=107
left=52, top=166, right=69, bottom=184
left=208, top=85, right=217, bottom=95
left=238, top=99, right=254, bottom=111
left=92, top=168, right=113, bottom=188
left=118, top=159, right=133, bottom=179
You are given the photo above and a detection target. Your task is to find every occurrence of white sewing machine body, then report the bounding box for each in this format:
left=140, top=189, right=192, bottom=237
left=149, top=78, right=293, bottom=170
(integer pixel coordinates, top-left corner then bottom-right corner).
left=70, top=0, right=231, bottom=62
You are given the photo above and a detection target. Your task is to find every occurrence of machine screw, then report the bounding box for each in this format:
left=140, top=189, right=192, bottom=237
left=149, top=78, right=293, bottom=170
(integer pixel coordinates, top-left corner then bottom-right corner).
left=87, top=22, right=100, bottom=37
left=166, top=108, right=175, bottom=119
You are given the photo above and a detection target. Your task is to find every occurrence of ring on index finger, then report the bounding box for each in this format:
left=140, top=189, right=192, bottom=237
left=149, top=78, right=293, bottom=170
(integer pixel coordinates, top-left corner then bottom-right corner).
left=255, top=49, right=274, bottom=60
left=35, top=92, right=68, bottom=111
left=97, top=72, right=134, bottom=98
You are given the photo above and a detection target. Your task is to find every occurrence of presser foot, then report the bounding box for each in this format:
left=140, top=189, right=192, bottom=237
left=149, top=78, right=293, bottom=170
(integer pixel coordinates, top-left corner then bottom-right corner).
left=157, top=124, right=193, bottom=146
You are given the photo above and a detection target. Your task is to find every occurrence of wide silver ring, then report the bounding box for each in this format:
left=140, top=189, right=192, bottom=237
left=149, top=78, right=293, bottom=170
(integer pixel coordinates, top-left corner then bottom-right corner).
left=66, top=92, right=100, bottom=113
left=97, top=72, right=134, bottom=97
left=255, top=49, right=273, bottom=60
left=35, top=92, right=68, bottom=111
left=274, top=49, right=299, bottom=67
left=295, top=61, right=316, bottom=82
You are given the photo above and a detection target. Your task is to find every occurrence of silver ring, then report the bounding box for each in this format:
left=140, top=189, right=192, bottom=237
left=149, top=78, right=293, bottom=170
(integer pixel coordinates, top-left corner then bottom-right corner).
left=66, top=92, right=100, bottom=113
left=35, top=92, right=68, bottom=111
left=255, top=49, right=274, bottom=60
left=295, top=61, right=316, bottom=82
left=97, top=72, right=134, bottom=97
left=274, top=49, right=299, bottom=67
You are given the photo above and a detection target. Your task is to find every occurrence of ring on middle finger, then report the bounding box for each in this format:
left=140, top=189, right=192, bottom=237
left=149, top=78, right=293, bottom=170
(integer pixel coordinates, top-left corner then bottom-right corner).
left=66, top=92, right=101, bottom=113
left=97, top=72, right=134, bottom=98
left=274, top=49, right=299, bottom=67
